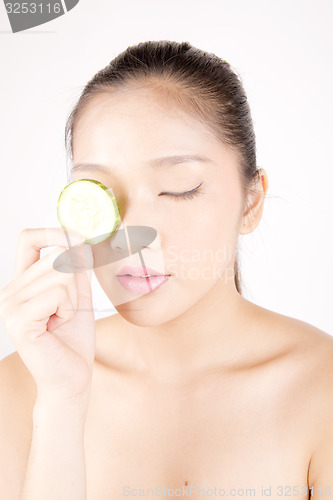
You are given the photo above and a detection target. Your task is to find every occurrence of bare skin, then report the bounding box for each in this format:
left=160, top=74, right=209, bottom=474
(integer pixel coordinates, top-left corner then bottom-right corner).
left=1, top=85, right=333, bottom=498
left=1, top=304, right=333, bottom=499
left=83, top=306, right=333, bottom=499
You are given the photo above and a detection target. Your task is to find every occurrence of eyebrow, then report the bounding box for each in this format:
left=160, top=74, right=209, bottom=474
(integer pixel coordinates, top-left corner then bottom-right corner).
left=70, top=154, right=213, bottom=175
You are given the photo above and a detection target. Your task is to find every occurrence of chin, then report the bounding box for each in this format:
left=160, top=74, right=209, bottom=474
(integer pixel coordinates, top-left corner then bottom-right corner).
left=114, top=294, right=186, bottom=328
left=114, top=309, right=164, bottom=328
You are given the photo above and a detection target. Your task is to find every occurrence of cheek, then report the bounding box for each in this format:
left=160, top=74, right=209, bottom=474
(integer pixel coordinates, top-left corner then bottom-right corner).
left=169, top=185, right=240, bottom=243
left=164, top=192, right=240, bottom=277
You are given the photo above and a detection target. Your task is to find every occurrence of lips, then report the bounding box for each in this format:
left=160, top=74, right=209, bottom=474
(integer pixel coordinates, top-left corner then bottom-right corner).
left=115, top=265, right=171, bottom=294
left=116, top=265, right=170, bottom=278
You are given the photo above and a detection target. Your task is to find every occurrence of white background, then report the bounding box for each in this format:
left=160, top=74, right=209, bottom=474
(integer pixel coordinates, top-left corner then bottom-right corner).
left=0, top=0, right=332, bottom=360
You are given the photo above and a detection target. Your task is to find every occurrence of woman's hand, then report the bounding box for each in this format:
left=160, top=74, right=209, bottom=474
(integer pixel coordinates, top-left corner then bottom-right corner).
left=0, top=228, right=96, bottom=404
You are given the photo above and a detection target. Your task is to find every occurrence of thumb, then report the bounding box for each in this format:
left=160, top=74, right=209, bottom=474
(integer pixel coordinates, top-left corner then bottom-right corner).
left=52, top=244, right=94, bottom=312
left=73, top=244, right=94, bottom=313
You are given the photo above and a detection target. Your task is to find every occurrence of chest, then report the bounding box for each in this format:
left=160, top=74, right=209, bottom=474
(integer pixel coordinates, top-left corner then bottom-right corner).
left=83, top=372, right=311, bottom=499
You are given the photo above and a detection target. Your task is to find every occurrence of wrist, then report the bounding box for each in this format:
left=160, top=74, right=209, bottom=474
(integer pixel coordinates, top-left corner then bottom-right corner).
left=35, top=382, right=92, bottom=408
left=33, top=390, right=91, bottom=428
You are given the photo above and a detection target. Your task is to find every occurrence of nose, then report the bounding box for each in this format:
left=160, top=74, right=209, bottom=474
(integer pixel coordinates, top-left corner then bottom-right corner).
left=108, top=185, right=161, bottom=256
left=109, top=223, right=158, bottom=256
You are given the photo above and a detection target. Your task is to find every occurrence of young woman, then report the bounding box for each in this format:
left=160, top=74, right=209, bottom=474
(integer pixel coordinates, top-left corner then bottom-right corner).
left=0, top=40, right=332, bottom=500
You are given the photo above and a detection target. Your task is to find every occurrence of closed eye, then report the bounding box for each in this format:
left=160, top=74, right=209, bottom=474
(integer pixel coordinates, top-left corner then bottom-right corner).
left=158, top=182, right=204, bottom=201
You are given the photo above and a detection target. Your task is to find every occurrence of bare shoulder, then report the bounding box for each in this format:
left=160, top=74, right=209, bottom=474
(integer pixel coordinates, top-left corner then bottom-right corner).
left=252, top=302, right=333, bottom=365
left=0, top=350, right=37, bottom=415
left=249, top=302, right=333, bottom=408
left=284, top=313, right=333, bottom=392
left=0, top=352, right=37, bottom=498
left=0, top=350, right=37, bottom=400
left=282, top=319, right=333, bottom=491
left=254, top=304, right=333, bottom=478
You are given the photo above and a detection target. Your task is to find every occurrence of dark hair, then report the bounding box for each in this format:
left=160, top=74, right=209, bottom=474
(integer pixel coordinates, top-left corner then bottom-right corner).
left=65, top=40, right=261, bottom=295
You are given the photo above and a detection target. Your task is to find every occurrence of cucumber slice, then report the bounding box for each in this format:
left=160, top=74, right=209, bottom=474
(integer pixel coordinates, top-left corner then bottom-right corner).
left=57, top=179, right=121, bottom=245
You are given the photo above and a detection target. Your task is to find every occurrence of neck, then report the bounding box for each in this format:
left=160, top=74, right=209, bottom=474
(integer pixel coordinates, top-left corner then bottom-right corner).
left=100, top=280, right=259, bottom=385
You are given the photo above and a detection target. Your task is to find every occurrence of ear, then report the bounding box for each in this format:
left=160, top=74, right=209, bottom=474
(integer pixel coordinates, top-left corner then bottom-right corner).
left=239, top=168, right=269, bottom=235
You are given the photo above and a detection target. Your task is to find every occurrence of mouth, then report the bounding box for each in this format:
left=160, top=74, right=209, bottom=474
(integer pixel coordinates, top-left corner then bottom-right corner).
left=115, top=265, right=171, bottom=294
left=116, top=265, right=170, bottom=278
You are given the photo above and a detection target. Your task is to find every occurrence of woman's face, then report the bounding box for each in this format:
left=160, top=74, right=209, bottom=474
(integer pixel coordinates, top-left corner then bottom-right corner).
left=72, top=89, right=245, bottom=326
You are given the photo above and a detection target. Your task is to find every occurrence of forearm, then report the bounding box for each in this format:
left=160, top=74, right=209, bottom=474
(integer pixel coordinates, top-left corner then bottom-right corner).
left=21, top=395, right=89, bottom=500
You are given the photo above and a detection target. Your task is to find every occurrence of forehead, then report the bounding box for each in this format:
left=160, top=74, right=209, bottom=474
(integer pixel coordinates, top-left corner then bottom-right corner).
left=72, top=90, right=218, bottom=153
left=71, top=89, right=239, bottom=181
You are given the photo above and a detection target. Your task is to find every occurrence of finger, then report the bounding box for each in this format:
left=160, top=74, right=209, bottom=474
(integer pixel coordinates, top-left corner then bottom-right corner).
left=1, top=244, right=93, bottom=310
left=13, top=227, right=86, bottom=280
left=10, top=267, right=78, bottom=314
left=2, top=246, right=75, bottom=302
left=5, top=284, right=75, bottom=343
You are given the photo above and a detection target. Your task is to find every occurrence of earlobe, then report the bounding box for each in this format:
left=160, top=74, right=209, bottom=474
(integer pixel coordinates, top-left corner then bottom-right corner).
left=240, top=209, right=257, bottom=235
left=239, top=168, right=268, bottom=235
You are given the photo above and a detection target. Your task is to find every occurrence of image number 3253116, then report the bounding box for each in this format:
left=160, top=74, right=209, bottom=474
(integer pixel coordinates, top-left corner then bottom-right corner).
left=4, top=0, right=80, bottom=33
